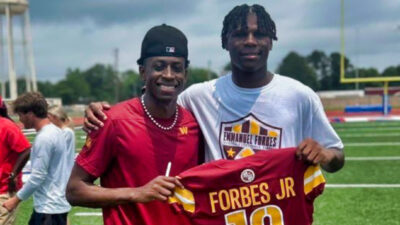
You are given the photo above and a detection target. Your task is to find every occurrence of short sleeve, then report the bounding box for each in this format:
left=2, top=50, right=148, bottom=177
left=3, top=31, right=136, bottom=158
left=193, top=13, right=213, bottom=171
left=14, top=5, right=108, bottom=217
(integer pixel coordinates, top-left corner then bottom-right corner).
left=310, top=94, right=344, bottom=150
left=63, top=128, right=74, bottom=145
left=177, top=89, right=191, bottom=110
left=6, top=124, right=31, bottom=153
left=303, top=165, right=326, bottom=202
left=76, top=117, right=115, bottom=178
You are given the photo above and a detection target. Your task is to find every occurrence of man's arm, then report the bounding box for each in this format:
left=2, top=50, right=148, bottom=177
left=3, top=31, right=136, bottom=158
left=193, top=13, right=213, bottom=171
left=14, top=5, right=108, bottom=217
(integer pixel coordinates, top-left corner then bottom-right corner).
left=16, top=142, right=52, bottom=201
left=8, top=148, right=31, bottom=194
left=296, top=138, right=345, bottom=173
left=66, top=164, right=183, bottom=208
left=3, top=142, right=51, bottom=211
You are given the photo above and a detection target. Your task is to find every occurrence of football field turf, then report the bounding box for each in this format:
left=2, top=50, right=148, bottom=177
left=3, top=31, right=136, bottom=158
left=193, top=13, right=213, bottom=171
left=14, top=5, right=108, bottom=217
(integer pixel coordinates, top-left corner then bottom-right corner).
left=15, top=121, right=400, bottom=225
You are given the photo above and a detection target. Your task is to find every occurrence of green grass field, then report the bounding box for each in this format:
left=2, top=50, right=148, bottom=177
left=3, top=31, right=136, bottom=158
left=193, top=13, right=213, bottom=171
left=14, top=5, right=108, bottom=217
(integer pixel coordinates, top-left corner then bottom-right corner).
left=15, top=121, right=400, bottom=225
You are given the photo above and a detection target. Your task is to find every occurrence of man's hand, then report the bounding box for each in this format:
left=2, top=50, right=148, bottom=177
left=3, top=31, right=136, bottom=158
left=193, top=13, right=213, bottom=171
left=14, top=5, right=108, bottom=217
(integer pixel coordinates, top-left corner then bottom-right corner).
left=131, top=176, right=183, bottom=203
left=83, top=102, right=111, bottom=133
left=296, top=138, right=330, bottom=165
left=296, top=138, right=345, bottom=172
left=2, top=196, right=21, bottom=212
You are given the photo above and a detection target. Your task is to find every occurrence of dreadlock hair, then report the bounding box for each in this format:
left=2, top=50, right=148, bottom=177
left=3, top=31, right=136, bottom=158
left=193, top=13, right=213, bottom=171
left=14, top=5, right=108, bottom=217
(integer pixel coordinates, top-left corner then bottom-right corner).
left=221, top=4, right=278, bottom=49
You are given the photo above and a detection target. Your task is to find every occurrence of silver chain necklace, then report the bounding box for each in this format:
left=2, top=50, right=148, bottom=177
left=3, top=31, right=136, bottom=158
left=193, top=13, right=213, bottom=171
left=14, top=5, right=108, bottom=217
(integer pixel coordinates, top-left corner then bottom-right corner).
left=140, top=95, right=179, bottom=130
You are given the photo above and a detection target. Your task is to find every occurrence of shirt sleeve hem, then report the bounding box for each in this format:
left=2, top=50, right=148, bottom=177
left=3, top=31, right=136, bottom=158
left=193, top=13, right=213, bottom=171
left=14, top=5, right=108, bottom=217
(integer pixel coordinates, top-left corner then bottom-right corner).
left=75, top=156, right=102, bottom=178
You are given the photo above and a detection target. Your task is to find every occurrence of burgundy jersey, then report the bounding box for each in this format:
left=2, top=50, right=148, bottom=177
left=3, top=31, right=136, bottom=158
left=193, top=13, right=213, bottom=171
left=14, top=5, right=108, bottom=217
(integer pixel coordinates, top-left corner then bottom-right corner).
left=76, top=98, right=202, bottom=225
left=169, top=148, right=325, bottom=225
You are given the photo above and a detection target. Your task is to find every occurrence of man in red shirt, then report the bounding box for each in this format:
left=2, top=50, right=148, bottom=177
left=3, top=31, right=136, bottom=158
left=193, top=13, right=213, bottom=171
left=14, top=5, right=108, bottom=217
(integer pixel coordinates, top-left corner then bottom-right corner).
left=66, top=24, right=202, bottom=225
left=0, top=96, right=31, bottom=225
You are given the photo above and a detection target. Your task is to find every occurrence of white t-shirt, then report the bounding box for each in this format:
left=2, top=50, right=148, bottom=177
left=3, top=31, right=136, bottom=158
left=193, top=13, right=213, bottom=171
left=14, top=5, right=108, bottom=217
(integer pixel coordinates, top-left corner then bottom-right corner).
left=178, top=73, right=343, bottom=162
left=62, top=127, right=76, bottom=172
left=17, top=123, right=72, bottom=214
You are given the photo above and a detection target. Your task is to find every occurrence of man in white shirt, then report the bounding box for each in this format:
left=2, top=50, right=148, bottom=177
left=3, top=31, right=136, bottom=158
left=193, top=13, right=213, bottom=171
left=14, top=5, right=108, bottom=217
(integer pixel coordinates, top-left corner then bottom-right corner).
left=3, top=92, right=73, bottom=225
left=83, top=4, right=344, bottom=173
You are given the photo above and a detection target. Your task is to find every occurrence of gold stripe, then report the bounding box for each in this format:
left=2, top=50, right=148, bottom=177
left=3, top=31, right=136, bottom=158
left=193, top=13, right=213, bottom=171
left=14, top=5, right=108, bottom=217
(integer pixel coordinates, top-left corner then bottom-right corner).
left=239, top=148, right=255, bottom=158
left=233, top=124, right=242, bottom=133
left=304, top=165, right=326, bottom=195
left=304, top=165, right=320, bottom=180
left=250, top=120, right=260, bottom=135
left=168, top=187, right=195, bottom=213
left=268, top=131, right=278, bottom=137
left=304, top=174, right=325, bottom=195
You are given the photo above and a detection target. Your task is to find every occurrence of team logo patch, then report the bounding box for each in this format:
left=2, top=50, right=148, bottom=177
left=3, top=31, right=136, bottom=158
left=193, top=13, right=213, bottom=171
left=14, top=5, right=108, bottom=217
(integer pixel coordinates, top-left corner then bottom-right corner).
left=179, top=126, right=188, bottom=135
left=84, top=136, right=92, bottom=149
left=241, top=169, right=255, bottom=183
left=219, top=113, right=282, bottom=160
left=166, top=46, right=175, bottom=53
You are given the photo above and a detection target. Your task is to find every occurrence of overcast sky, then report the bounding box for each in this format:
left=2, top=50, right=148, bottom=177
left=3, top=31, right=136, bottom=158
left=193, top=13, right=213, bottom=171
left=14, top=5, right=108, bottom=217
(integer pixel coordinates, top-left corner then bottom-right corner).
left=2, top=0, right=400, bottom=82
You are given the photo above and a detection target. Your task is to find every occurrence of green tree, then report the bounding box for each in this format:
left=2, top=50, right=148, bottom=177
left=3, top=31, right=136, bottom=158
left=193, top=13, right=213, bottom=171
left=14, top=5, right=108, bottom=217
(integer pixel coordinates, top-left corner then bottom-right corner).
left=356, top=68, right=381, bottom=88
left=38, top=81, right=56, bottom=97
left=119, top=69, right=142, bottom=100
left=83, top=64, right=118, bottom=103
left=277, top=51, right=319, bottom=90
left=325, top=52, right=355, bottom=90
left=186, top=67, right=218, bottom=88
left=382, top=65, right=400, bottom=86
left=51, top=69, right=90, bottom=104
left=307, top=50, right=330, bottom=83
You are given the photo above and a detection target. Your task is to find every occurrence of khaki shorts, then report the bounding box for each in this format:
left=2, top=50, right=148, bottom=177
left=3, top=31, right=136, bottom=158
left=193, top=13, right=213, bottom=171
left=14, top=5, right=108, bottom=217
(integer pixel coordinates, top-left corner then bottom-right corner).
left=0, top=193, right=18, bottom=225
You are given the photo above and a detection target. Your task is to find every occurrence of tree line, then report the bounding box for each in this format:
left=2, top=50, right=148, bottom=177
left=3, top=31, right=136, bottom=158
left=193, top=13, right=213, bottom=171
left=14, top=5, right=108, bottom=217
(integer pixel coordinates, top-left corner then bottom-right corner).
left=3, top=64, right=218, bottom=105
left=277, top=50, right=400, bottom=91
left=2, top=50, right=399, bottom=105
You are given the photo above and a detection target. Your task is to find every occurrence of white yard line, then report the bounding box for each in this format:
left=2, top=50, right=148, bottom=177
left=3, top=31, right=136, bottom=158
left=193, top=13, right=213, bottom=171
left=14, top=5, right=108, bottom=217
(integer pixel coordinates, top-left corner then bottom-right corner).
left=326, top=184, right=400, bottom=188
left=345, top=142, right=400, bottom=146
left=336, top=127, right=400, bottom=132
left=346, top=156, right=400, bottom=161
left=23, top=126, right=83, bottom=135
left=340, top=133, right=400, bottom=137
left=74, top=212, right=102, bottom=216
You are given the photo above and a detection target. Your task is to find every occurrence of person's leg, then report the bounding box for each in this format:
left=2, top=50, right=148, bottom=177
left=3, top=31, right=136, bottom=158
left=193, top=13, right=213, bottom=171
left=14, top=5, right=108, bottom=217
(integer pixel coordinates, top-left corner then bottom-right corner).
left=0, top=193, right=19, bottom=225
left=28, top=210, right=45, bottom=225
left=47, top=213, right=67, bottom=225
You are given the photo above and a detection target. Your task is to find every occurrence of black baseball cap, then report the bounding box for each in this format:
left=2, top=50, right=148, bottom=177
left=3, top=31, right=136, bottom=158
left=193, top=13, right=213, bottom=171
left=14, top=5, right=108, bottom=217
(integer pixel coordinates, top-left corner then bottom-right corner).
left=137, top=24, right=189, bottom=65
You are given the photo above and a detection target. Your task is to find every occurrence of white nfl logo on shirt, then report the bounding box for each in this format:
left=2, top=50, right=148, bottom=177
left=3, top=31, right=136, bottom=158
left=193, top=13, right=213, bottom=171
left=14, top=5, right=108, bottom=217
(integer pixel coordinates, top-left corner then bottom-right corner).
left=166, top=46, right=175, bottom=53
left=241, top=169, right=255, bottom=183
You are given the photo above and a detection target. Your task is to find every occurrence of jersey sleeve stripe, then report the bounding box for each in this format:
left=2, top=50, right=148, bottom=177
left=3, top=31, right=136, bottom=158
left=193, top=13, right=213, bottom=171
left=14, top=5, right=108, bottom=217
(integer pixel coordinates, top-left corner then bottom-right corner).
left=168, top=187, right=195, bottom=213
left=304, top=166, right=326, bottom=195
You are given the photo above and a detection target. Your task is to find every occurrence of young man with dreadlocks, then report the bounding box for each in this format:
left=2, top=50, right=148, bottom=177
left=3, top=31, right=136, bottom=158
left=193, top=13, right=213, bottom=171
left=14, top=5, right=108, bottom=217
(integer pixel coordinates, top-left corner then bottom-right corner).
left=181, top=3, right=344, bottom=171
left=84, top=4, right=344, bottom=173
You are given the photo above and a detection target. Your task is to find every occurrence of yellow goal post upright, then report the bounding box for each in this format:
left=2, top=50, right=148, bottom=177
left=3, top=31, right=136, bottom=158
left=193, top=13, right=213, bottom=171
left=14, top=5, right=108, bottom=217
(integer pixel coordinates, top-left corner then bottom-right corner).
left=340, top=0, right=400, bottom=115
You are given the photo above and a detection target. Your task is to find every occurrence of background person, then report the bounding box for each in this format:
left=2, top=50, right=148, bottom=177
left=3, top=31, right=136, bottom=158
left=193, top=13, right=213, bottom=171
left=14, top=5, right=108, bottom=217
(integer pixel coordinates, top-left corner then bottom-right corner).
left=48, top=105, right=75, bottom=171
left=0, top=96, right=31, bottom=225
left=3, top=92, right=72, bottom=225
